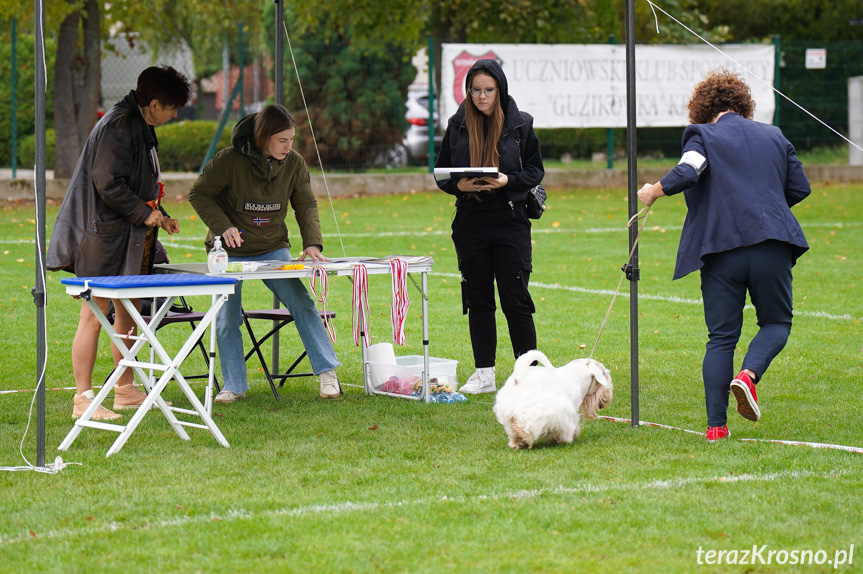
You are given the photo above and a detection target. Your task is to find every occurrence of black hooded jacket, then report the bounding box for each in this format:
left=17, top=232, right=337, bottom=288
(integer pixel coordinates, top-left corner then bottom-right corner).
left=435, top=59, right=544, bottom=210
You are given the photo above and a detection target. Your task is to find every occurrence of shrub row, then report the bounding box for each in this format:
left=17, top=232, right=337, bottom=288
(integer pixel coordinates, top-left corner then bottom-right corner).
left=17, top=120, right=233, bottom=172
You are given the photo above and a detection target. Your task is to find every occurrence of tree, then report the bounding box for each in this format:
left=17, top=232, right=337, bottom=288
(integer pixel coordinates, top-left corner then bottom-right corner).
left=52, top=0, right=100, bottom=178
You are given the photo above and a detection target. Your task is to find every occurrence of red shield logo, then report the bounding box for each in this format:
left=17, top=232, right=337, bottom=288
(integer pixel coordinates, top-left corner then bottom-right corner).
left=451, top=50, right=500, bottom=105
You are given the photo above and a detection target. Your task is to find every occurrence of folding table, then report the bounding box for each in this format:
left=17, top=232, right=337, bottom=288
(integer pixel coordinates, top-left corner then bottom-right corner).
left=155, top=258, right=435, bottom=401
left=58, top=273, right=237, bottom=457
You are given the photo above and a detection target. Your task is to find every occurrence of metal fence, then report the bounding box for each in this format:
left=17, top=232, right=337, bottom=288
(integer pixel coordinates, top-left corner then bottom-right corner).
left=4, top=29, right=863, bottom=173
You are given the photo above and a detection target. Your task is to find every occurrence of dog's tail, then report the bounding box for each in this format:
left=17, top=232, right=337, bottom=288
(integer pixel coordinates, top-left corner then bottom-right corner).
left=512, top=350, right=553, bottom=385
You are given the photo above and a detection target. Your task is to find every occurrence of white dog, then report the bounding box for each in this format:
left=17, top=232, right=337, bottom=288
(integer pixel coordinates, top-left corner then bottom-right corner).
left=493, top=350, right=613, bottom=449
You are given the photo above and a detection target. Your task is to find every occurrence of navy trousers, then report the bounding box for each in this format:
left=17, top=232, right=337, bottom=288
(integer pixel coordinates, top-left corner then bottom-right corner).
left=452, top=203, right=536, bottom=368
left=699, top=240, right=794, bottom=427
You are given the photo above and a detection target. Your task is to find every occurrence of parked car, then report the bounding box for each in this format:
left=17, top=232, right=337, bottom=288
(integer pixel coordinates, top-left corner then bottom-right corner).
left=403, top=84, right=442, bottom=165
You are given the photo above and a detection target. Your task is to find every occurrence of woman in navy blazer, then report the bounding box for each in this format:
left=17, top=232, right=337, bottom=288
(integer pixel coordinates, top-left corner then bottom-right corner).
left=638, top=70, right=811, bottom=441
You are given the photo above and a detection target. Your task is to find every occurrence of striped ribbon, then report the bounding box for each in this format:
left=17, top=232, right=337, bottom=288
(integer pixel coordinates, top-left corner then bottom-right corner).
left=352, top=263, right=372, bottom=347
left=308, top=266, right=336, bottom=343
left=389, top=258, right=410, bottom=345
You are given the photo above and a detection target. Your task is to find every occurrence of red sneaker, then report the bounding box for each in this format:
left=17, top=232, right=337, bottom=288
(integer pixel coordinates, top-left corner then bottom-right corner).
left=706, top=425, right=730, bottom=441
left=730, top=371, right=761, bottom=421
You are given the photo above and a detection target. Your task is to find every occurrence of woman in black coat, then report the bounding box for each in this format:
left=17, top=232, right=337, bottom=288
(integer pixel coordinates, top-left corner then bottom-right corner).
left=435, top=59, right=544, bottom=394
left=48, top=66, right=192, bottom=419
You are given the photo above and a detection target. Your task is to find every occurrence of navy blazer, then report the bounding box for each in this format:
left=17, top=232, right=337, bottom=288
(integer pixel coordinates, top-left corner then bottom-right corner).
left=659, top=113, right=811, bottom=279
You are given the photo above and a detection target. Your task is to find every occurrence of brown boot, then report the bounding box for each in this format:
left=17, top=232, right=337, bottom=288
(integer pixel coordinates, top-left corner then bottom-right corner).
left=113, top=383, right=172, bottom=410
left=73, top=390, right=121, bottom=420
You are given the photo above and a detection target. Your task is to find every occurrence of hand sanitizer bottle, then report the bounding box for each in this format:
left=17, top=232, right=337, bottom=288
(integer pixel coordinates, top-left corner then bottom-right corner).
left=207, top=236, right=228, bottom=273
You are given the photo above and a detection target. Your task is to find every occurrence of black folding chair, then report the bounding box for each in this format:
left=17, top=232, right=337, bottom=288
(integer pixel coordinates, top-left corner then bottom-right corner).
left=242, top=306, right=336, bottom=400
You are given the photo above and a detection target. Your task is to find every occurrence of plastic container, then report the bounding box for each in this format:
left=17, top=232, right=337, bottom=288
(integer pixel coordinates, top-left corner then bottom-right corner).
left=207, top=236, right=228, bottom=273
left=225, top=261, right=259, bottom=273
left=366, top=355, right=458, bottom=392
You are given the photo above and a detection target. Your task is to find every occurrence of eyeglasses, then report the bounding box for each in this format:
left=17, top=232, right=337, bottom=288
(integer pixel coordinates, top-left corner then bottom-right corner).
left=469, top=87, right=498, bottom=98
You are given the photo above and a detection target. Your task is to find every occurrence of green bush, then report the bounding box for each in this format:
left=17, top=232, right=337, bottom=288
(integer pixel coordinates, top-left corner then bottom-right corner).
left=1, top=31, right=56, bottom=169
left=155, top=120, right=233, bottom=172
left=17, top=120, right=233, bottom=172
left=17, top=129, right=56, bottom=170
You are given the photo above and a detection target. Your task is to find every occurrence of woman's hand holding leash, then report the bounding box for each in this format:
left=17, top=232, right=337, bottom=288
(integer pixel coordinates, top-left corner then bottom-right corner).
left=638, top=182, right=665, bottom=207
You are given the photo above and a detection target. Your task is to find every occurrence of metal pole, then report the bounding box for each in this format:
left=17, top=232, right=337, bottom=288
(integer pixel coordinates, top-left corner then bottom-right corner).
left=11, top=17, right=18, bottom=178
left=625, top=0, right=640, bottom=429
left=274, top=0, right=284, bottom=106
left=238, top=23, right=245, bottom=116
left=606, top=34, right=615, bottom=170
left=773, top=35, right=781, bottom=126
left=34, top=0, right=47, bottom=466
left=427, top=36, right=435, bottom=173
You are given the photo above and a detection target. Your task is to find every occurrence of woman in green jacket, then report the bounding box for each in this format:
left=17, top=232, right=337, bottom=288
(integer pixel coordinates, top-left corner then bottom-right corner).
left=189, top=104, right=341, bottom=402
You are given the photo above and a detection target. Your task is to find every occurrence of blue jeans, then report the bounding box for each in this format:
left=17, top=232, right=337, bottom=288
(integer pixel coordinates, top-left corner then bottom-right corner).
left=216, top=248, right=340, bottom=394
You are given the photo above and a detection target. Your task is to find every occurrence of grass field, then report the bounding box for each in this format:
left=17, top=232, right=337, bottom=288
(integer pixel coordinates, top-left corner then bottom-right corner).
left=0, top=182, right=861, bottom=572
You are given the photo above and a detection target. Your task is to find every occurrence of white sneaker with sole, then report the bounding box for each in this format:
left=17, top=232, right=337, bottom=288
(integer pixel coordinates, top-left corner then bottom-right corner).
left=458, top=367, right=496, bottom=394
left=320, top=370, right=341, bottom=398
left=214, top=390, right=246, bottom=404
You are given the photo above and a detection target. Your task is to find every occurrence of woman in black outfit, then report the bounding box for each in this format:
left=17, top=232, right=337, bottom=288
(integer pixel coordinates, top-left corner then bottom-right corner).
left=435, top=59, right=545, bottom=394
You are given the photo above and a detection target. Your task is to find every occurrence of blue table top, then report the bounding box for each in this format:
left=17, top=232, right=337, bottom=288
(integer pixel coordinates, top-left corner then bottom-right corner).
left=62, top=273, right=238, bottom=289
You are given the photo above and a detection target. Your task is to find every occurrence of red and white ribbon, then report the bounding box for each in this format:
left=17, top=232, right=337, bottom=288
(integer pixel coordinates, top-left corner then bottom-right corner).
left=389, top=258, right=410, bottom=346
left=309, top=266, right=336, bottom=343
left=352, top=263, right=372, bottom=347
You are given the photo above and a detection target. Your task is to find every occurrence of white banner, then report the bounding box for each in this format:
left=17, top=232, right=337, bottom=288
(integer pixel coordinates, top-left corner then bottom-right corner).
left=440, top=44, right=776, bottom=128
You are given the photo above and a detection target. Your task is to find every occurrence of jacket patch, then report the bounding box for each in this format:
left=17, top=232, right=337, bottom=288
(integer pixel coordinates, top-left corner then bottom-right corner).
left=244, top=201, right=282, bottom=213
left=251, top=216, right=271, bottom=226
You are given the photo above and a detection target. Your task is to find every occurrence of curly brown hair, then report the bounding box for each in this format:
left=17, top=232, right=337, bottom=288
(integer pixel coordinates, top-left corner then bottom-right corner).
left=687, top=69, right=755, bottom=125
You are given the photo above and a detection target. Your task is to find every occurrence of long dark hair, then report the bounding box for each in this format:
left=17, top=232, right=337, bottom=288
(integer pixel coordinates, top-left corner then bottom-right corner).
left=464, top=71, right=504, bottom=168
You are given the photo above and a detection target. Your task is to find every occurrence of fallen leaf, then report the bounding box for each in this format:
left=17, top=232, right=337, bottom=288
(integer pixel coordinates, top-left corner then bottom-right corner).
left=368, top=425, right=379, bottom=430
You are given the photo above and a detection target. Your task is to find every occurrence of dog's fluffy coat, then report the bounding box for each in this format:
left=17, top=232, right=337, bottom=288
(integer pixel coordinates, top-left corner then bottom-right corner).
left=493, top=350, right=613, bottom=449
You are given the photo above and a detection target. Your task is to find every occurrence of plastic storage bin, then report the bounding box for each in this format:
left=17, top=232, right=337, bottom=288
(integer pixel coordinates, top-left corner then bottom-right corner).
left=366, top=355, right=459, bottom=396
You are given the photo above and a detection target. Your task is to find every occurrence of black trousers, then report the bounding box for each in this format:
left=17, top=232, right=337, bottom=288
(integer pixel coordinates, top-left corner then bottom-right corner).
left=452, top=203, right=536, bottom=368
left=699, top=240, right=794, bottom=427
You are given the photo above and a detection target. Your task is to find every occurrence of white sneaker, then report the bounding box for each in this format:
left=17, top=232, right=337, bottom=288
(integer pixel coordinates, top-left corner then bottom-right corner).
left=459, top=367, right=496, bottom=394
left=214, top=390, right=246, bottom=404
left=320, top=370, right=341, bottom=398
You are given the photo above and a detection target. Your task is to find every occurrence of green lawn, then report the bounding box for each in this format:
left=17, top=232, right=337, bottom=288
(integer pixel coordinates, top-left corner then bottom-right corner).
left=0, top=183, right=861, bottom=572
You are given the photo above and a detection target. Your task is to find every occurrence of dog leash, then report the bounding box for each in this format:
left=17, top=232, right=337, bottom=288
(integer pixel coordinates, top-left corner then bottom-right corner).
left=588, top=205, right=651, bottom=359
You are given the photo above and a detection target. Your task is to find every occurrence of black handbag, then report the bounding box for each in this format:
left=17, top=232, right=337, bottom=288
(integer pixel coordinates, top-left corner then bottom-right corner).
left=526, top=183, right=547, bottom=219
left=515, top=138, right=546, bottom=219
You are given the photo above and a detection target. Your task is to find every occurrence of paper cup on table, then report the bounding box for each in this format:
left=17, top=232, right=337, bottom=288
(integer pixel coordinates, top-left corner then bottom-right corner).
left=367, top=342, right=397, bottom=365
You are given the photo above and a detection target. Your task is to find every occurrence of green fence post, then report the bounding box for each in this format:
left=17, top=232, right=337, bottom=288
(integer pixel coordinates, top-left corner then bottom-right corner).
left=607, top=34, right=615, bottom=169
left=199, top=79, right=244, bottom=173
left=773, top=35, right=781, bottom=127
left=11, top=17, right=18, bottom=177
left=427, top=35, right=436, bottom=173
left=238, top=23, right=245, bottom=116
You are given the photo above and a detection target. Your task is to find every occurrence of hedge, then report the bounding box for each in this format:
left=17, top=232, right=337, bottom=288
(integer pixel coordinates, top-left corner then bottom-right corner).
left=17, top=120, right=233, bottom=172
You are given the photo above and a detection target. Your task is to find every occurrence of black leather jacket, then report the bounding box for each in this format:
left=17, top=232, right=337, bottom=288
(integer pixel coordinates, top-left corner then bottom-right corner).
left=47, top=91, right=164, bottom=276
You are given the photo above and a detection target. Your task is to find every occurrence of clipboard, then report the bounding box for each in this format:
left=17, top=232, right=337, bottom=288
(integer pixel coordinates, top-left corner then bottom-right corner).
left=433, top=167, right=499, bottom=181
